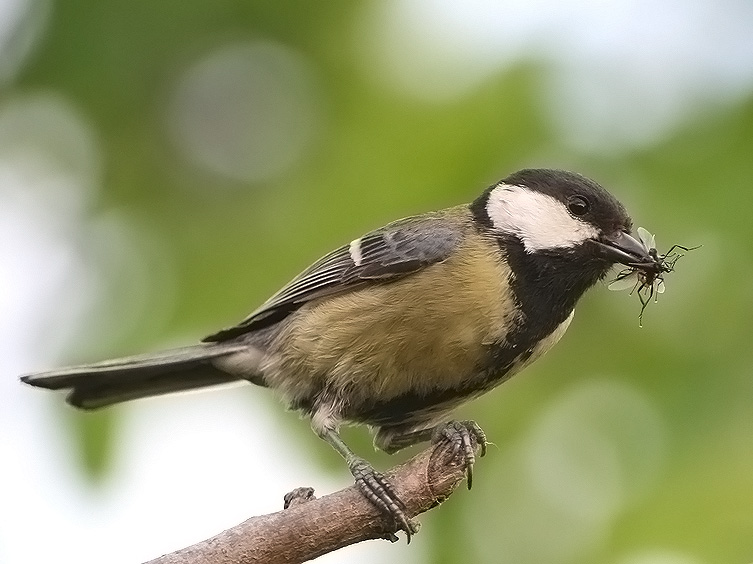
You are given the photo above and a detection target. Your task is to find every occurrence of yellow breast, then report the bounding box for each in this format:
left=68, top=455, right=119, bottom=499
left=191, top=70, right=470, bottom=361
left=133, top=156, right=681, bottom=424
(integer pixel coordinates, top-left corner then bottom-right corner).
left=263, top=232, right=520, bottom=407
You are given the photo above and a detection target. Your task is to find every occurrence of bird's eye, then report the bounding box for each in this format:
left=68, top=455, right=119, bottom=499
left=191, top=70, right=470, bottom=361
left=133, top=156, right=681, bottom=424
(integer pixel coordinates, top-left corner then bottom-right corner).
left=567, top=195, right=590, bottom=216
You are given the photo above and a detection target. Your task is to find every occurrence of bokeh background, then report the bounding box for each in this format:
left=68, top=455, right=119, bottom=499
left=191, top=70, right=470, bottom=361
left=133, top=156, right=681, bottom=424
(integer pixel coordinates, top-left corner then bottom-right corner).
left=2, top=1, right=753, bottom=563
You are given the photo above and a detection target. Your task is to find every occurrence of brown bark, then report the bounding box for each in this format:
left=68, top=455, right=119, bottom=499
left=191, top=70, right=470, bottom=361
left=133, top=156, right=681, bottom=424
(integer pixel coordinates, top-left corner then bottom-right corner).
left=145, top=439, right=479, bottom=564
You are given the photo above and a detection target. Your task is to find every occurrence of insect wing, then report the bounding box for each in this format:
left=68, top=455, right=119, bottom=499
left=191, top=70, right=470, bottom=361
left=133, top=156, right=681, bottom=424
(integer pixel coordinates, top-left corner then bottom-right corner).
left=655, top=277, right=666, bottom=294
left=609, top=271, right=639, bottom=292
left=637, top=227, right=656, bottom=252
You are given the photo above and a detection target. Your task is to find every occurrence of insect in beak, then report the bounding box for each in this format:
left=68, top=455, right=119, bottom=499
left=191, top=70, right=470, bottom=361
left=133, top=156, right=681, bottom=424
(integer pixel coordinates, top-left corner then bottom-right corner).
left=608, top=227, right=697, bottom=325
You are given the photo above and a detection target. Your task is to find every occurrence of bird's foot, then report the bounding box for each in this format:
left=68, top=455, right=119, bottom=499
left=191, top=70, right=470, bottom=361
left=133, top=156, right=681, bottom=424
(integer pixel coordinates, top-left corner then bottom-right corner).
left=431, top=420, right=488, bottom=490
left=349, top=457, right=419, bottom=543
left=283, top=486, right=316, bottom=509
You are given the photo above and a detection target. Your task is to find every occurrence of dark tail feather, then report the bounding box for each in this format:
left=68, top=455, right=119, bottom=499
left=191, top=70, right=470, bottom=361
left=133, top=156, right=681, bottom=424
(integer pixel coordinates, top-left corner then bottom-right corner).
left=20, top=343, right=249, bottom=410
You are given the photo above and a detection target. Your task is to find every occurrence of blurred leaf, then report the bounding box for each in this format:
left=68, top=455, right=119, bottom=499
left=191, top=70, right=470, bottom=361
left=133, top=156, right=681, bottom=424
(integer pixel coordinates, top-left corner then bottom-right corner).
left=63, top=407, right=118, bottom=482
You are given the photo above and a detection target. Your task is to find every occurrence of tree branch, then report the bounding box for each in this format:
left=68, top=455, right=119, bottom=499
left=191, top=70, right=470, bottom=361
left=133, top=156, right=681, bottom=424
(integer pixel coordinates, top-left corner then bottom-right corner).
left=145, top=439, right=480, bottom=564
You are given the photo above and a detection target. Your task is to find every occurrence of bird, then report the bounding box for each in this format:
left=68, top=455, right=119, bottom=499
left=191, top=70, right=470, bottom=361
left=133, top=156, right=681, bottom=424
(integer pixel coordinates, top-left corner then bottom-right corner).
left=21, top=168, right=660, bottom=540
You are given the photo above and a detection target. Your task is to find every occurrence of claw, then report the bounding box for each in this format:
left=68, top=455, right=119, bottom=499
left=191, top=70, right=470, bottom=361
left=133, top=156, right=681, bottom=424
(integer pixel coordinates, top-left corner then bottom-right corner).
left=349, top=458, right=418, bottom=542
left=432, top=420, right=488, bottom=490
left=283, top=486, right=316, bottom=509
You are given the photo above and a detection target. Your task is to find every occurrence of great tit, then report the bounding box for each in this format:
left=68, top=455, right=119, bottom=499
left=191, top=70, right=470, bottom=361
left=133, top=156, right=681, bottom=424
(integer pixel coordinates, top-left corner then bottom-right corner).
left=21, top=168, right=660, bottom=539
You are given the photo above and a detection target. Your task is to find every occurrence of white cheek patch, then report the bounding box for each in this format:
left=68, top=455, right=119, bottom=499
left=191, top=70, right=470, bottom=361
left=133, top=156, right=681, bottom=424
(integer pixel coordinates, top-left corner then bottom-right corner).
left=486, top=184, right=600, bottom=252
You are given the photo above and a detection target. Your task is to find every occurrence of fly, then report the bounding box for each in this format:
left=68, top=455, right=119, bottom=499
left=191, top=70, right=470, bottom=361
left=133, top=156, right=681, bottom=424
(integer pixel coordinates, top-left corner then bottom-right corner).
left=609, top=227, right=697, bottom=326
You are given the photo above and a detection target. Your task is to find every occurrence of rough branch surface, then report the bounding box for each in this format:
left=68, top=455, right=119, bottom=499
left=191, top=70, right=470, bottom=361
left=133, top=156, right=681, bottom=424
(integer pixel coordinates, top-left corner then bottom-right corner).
left=145, top=439, right=480, bottom=564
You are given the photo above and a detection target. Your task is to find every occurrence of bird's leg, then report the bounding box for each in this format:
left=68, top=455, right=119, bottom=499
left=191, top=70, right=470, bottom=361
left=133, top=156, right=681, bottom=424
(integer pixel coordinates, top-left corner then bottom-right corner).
left=431, top=420, right=487, bottom=490
left=318, top=427, right=418, bottom=542
left=377, top=420, right=488, bottom=489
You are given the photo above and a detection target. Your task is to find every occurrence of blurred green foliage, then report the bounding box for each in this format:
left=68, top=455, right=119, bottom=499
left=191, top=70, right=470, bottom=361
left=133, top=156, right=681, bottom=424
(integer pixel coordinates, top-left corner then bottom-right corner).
left=12, top=1, right=753, bottom=563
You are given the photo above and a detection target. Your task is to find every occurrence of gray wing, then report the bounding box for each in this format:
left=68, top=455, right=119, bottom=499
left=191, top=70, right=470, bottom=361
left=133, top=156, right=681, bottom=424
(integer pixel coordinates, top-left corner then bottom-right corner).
left=203, top=213, right=463, bottom=342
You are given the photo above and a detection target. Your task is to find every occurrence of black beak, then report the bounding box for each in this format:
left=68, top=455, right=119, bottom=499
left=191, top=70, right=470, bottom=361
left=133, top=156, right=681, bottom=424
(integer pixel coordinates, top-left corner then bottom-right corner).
left=592, top=230, right=653, bottom=267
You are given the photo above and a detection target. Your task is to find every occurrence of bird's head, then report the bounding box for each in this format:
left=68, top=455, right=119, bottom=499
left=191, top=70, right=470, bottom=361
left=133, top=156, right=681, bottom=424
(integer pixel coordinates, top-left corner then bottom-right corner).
left=472, top=168, right=654, bottom=274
